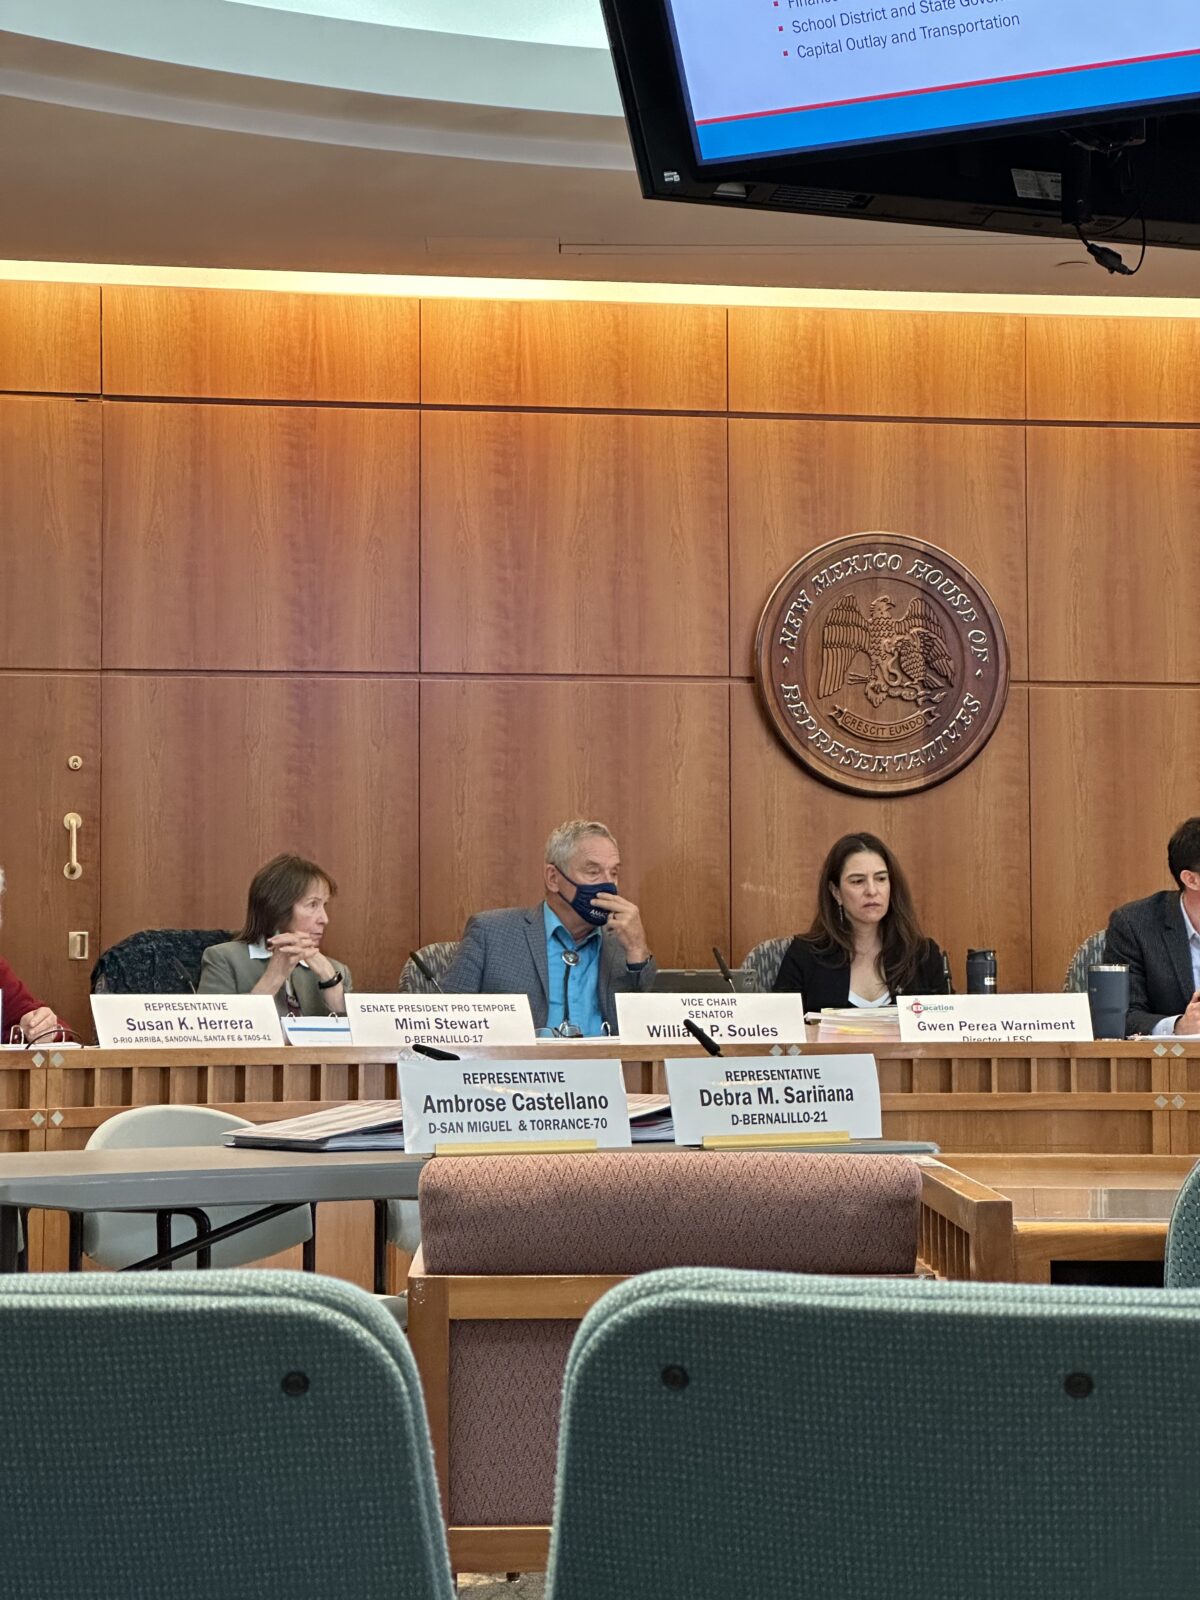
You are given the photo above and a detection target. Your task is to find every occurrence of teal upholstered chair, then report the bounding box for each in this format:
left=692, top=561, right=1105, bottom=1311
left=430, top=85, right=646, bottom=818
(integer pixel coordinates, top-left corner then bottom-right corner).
left=1165, top=1160, right=1200, bottom=1286
left=547, top=1268, right=1200, bottom=1600
left=0, top=1271, right=454, bottom=1600
left=1064, top=929, right=1108, bottom=992
left=398, top=940, right=460, bottom=994
left=741, top=935, right=791, bottom=994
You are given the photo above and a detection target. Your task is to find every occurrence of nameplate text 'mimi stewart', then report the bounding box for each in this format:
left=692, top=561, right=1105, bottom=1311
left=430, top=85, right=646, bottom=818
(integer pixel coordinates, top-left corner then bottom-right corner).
left=755, top=533, right=1010, bottom=796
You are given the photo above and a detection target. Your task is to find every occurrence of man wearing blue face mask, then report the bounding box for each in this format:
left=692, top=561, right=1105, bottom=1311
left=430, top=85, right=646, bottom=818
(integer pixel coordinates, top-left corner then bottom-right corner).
left=440, top=819, right=656, bottom=1035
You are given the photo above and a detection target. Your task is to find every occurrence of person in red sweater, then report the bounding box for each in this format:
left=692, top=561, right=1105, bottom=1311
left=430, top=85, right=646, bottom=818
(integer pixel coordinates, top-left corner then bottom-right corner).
left=0, top=868, right=60, bottom=1043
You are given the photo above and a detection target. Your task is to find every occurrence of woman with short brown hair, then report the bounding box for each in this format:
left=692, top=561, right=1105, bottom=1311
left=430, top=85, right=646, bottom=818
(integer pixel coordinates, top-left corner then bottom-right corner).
left=198, top=854, right=351, bottom=1015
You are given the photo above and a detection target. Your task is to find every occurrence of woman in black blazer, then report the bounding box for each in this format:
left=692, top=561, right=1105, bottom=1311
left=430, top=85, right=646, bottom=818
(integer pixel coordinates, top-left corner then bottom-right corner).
left=773, top=832, right=948, bottom=1007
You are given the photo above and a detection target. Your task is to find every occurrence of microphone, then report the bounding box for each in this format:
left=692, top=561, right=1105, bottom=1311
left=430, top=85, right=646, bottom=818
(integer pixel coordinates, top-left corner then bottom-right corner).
left=711, top=946, right=737, bottom=993
left=683, top=1017, right=722, bottom=1056
left=941, top=951, right=954, bottom=995
left=408, top=950, right=445, bottom=993
left=412, top=1042, right=460, bottom=1061
left=172, top=958, right=198, bottom=995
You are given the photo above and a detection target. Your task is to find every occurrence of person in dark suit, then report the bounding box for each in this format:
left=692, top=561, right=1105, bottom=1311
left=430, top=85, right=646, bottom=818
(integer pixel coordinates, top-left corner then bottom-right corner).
left=1104, top=817, right=1200, bottom=1037
left=441, top=819, right=657, bottom=1034
left=199, top=853, right=351, bottom=1017
left=773, top=832, right=947, bottom=1009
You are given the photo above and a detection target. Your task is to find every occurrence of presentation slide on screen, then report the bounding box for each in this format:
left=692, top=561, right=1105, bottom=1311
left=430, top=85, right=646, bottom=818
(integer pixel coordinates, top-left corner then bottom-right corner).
left=666, top=1, right=1200, bottom=161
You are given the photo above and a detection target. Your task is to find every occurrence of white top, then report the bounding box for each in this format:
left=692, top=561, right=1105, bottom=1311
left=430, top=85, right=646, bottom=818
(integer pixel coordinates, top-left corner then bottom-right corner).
left=847, top=988, right=892, bottom=1009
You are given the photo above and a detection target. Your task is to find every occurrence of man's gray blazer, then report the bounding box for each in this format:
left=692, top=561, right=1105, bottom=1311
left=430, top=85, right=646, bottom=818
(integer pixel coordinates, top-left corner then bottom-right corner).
left=1104, top=890, right=1196, bottom=1036
left=440, top=904, right=657, bottom=1031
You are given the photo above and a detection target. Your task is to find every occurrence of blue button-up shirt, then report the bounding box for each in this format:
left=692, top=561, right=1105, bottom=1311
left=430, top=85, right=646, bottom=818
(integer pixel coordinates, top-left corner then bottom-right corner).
left=542, top=902, right=604, bottom=1036
left=1152, top=899, right=1200, bottom=1035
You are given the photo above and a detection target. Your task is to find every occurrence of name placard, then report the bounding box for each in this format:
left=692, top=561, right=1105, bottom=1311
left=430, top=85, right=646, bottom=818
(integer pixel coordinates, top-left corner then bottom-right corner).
left=665, top=1054, right=881, bottom=1147
left=615, top=992, right=806, bottom=1047
left=346, top=994, right=536, bottom=1049
left=897, top=993, right=1093, bottom=1044
left=399, top=1058, right=631, bottom=1154
left=91, top=994, right=283, bottom=1048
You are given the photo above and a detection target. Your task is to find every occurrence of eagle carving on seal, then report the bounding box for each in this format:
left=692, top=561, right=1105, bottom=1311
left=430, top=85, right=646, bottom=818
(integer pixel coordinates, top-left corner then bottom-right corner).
left=818, top=593, right=954, bottom=709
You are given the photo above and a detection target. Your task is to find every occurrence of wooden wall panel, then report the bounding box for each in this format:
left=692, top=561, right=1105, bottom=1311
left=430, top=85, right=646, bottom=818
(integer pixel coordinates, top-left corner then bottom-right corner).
left=728, top=418, right=1027, bottom=679
left=1028, top=316, right=1200, bottom=422
left=0, top=281, right=99, bottom=394
left=1028, top=427, right=1200, bottom=684
left=731, top=682, right=1031, bottom=993
left=102, top=287, right=419, bottom=401
left=420, top=299, right=726, bottom=410
left=0, top=675, right=100, bottom=1039
left=1029, top=687, right=1200, bottom=993
left=103, top=404, right=418, bottom=671
left=421, top=412, right=729, bottom=675
left=728, top=308, right=1025, bottom=419
left=419, top=680, right=730, bottom=967
left=100, top=676, right=419, bottom=995
left=0, top=398, right=100, bottom=669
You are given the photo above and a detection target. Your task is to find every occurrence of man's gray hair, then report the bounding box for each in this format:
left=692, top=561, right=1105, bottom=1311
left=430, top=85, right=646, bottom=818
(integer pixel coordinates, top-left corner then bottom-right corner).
left=545, top=820, right=617, bottom=873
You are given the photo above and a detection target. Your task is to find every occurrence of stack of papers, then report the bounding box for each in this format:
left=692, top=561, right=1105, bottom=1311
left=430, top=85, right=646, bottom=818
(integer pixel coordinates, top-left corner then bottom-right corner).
left=628, top=1092, right=673, bottom=1143
left=807, top=1007, right=900, bottom=1042
left=227, top=1101, right=406, bottom=1152
left=227, top=1092, right=677, bottom=1151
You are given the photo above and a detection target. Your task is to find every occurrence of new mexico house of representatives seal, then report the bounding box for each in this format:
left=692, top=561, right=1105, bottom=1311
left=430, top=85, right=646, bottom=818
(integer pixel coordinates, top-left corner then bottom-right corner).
left=754, top=533, right=1010, bottom=796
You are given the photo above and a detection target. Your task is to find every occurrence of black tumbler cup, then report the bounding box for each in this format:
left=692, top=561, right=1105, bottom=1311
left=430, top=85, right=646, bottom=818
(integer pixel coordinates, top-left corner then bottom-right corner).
left=966, top=948, right=997, bottom=995
left=1087, top=964, right=1129, bottom=1040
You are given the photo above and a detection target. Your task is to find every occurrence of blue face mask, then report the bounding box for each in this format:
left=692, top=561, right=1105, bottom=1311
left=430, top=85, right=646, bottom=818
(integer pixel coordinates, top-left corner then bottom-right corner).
left=557, top=872, right=619, bottom=927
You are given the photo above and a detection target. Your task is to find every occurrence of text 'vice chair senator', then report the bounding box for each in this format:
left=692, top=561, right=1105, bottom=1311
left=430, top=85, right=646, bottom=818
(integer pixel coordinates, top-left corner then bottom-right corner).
left=547, top=1269, right=1200, bottom=1600
left=0, top=1270, right=454, bottom=1600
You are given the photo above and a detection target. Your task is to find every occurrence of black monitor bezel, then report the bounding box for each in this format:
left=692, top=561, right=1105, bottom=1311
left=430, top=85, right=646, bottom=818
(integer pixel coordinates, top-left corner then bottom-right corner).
left=602, top=0, right=1200, bottom=184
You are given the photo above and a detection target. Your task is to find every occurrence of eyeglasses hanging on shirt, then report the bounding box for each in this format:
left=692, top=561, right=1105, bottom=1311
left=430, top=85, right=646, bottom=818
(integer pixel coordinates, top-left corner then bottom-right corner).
left=10, top=1024, right=80, bottom=1048
left=553, top=948, right=584, bottom=1039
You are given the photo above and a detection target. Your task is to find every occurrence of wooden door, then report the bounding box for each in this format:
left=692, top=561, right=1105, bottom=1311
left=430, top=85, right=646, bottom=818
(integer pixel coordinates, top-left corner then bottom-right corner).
left=0, top=676, right=101, bottom=1041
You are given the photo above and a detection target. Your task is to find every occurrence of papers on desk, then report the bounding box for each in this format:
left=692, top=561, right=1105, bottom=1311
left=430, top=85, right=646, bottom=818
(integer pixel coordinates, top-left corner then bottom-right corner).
left=227, top=1101, right=406, bottom=1152
left=226, top=1092, right=677, bottom=1151
left=807, top=1007, right=900, bottom=1042
left=628, top=1093, right=673, bottom=1142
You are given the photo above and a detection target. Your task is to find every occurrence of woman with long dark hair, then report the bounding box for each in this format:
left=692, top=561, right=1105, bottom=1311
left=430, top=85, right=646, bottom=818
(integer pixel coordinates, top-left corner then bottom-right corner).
left=198, top=853, right=351, bottom=1016
left=773, top=833, right=947, bottom=1006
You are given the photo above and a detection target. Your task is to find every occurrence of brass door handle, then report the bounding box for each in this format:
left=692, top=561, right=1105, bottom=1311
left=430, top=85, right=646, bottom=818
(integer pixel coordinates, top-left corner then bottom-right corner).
left=63, top=812, right=83, bottom=880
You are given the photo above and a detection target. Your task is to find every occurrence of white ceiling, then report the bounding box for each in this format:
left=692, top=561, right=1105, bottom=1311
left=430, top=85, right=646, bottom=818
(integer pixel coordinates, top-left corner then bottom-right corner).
left=2, top=3, right=1200, bottom=297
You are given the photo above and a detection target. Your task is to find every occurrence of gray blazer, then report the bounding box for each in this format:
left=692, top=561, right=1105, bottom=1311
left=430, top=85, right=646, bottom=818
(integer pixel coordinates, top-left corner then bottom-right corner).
left=1104, top=890, right=1196, bottom=1036
left=197, top=940, right=353, bottom=1017
left=440, top=904, right=657, bottom=1032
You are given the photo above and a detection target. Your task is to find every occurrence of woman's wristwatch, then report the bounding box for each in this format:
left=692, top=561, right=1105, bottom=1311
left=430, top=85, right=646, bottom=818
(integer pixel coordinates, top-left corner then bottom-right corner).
left=316, top=971, right=344, bottom=990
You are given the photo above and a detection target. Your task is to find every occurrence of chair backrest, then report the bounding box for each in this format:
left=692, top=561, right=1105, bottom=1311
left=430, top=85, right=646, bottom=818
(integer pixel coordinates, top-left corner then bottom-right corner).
left=740, top=935, right=791, bottom=994
left=86, top=1104, right=251, bottom=1149
left=398, top=939, right=460, bottom=994
left=1165, top=1160, right=1200, bottom=1286
left=90, top=928, right=231, bottom=994
left=83, top=1105, right=312, bottom=1269
left=0, top=1270, right=454, bottom=1600
left=548, top=1268, right=1200, bottom=1600
left=413, top=1152, right=921, bottom=1537
left=1064, top=928, right=1107, bottom=992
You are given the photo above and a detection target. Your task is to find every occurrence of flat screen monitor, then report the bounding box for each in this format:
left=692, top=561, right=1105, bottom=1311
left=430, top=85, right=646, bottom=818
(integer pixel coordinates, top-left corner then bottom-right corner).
left=664, top=3, right=1200, bottom=164
left=601, top=0, right=1200, bottom=249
